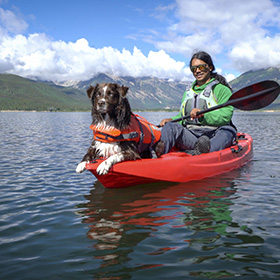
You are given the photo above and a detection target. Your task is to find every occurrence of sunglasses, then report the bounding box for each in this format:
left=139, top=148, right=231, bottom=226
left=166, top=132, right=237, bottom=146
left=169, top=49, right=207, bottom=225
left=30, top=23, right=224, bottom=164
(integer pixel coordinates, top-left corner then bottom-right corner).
left=190, top=64, right=208, bottom=73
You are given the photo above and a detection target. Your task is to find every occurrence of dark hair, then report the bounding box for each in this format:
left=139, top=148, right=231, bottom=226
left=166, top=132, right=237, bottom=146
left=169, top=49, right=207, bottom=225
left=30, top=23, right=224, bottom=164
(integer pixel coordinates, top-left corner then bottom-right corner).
left=190, top=51, right=232, bottom=91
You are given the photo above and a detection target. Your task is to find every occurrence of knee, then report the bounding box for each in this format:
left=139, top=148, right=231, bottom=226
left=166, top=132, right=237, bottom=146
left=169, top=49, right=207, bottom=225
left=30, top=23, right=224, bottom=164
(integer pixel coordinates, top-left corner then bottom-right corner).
left=219, top=125, right=237, bottom=137
left=162, top=121, right=173, bottom=131
left=161, top=122, right=175, bottom=137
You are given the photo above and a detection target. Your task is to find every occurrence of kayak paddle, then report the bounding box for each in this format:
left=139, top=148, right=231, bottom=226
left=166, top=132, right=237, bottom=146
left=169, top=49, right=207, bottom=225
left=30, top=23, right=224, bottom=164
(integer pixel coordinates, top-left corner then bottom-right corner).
left=169, top=80, right=280, bottom=124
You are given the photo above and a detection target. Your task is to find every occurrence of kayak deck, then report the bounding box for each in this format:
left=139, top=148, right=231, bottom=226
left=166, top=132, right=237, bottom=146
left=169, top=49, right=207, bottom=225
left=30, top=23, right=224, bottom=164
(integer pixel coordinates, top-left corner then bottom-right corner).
left=86, top=133, right=253, bottom=188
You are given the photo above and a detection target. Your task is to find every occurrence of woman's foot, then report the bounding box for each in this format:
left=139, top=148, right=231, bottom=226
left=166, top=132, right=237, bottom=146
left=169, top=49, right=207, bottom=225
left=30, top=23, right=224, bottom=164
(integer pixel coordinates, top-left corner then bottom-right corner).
left=193, top=135, right=210, bottom=155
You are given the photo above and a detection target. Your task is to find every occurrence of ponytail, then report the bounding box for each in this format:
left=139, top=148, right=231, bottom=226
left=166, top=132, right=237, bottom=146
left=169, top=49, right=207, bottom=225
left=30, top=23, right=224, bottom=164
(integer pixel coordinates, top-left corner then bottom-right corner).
left=211, top=73, right=232, bottom=92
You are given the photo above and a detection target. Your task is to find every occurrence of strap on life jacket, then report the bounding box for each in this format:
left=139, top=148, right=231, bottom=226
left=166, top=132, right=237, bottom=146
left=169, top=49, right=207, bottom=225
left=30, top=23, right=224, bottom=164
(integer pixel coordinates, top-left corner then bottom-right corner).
left=90, top=114, right=161, bottom=148
left=181, top=80, right=219, bottom=126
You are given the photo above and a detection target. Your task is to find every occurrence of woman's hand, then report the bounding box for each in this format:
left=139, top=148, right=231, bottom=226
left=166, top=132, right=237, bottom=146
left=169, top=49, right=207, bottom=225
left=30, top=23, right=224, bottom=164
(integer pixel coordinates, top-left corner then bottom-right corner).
left=159, top=118, right=172, bottom=127
left=190, top=108, right=203, bottom=120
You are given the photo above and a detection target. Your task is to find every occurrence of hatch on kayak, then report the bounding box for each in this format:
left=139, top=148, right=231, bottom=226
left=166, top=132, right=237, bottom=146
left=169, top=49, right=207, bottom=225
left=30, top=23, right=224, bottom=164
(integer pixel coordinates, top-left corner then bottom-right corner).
left=86, top=133, right=253, bottom=188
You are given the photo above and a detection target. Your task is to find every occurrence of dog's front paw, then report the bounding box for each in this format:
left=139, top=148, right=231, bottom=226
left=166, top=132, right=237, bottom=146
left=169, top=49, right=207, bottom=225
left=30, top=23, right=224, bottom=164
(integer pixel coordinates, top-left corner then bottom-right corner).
left=155, top=140, right=165, bottom=158
left=96, top=161, right=111, bottom=175
left=76, top=161, right=88, bottom=173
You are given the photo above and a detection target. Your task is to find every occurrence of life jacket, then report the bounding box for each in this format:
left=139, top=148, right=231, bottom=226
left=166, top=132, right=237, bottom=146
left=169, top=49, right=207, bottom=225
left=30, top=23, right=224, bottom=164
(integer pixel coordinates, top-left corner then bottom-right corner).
left=90, top=114, right=161, bottom=153
left=180, top=80, right=219, bottom=125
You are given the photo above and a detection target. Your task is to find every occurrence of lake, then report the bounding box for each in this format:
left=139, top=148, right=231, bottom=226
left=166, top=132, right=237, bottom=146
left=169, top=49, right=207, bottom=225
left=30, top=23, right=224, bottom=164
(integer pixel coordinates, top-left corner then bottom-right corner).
left=0, top=111, right=280, bottom=280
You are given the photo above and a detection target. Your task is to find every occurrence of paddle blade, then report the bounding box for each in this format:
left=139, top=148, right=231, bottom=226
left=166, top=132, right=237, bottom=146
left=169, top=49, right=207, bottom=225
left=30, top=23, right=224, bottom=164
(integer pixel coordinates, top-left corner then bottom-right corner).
left=230, top=80, right=280, bottom=110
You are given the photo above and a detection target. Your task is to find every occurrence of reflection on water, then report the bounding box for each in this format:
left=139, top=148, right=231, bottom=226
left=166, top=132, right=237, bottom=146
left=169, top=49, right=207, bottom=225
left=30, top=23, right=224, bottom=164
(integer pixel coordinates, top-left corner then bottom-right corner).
left=75, top=164, right=278, bottom=279
left=1, top=112, right=280, bottom=280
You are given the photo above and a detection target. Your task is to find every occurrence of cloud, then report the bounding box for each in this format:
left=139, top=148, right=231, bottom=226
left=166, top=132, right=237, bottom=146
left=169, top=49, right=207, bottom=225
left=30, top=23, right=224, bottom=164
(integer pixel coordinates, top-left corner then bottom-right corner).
left=0, top=32, right=191, bottom=82
left=1, top=1, right=280, bottom=83
left=0, top=6, right=193, bottom=82
left=0, top=7, right=28, bottom=35
left=154, top=0, right=280, bottom=73
left=229, top=35, right=280, bottom=72
left=0, top=58, right=14, bottom=72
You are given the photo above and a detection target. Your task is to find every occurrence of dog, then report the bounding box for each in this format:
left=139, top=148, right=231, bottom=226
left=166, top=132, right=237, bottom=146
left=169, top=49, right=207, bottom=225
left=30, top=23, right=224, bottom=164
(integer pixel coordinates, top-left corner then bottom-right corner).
left=76, top=83, right=164, bottom=175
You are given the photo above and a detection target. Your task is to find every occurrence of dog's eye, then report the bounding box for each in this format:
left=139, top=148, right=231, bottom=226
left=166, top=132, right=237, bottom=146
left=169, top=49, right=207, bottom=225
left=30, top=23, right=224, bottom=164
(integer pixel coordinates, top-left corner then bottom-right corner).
left=108, top=92, right=116, bottom=98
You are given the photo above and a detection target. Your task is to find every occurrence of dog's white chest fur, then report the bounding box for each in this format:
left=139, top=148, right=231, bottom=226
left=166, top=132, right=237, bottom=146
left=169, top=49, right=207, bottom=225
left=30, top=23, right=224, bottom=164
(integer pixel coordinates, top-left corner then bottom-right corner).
left=95, top=141, right=122, bottom=158
left=95, top=142, right=125, bottom=175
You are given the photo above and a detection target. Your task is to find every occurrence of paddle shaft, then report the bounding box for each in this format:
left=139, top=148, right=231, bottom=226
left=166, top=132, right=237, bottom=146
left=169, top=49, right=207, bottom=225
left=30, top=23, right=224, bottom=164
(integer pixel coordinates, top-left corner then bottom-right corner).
left=171, top=85, right=278, bottom=123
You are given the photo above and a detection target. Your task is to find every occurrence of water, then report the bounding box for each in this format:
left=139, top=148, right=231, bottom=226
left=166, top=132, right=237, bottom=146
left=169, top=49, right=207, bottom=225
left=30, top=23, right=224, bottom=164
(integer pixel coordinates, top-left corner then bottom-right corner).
left=0, top=111, right=280, bottom=280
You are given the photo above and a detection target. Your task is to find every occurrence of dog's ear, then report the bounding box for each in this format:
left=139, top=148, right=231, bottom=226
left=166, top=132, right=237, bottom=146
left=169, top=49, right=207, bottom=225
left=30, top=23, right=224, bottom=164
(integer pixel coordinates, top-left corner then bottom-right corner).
left=87, top=84, right=98, bottom=99
left=119, top=85, right=129, bottom=98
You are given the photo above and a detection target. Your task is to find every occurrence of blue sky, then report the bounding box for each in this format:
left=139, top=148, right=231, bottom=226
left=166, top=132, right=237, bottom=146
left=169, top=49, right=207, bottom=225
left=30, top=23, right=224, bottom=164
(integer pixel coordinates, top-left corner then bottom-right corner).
left=1, top=0, right=280, bottom=82
left=11, top=0, right=178, bottom=55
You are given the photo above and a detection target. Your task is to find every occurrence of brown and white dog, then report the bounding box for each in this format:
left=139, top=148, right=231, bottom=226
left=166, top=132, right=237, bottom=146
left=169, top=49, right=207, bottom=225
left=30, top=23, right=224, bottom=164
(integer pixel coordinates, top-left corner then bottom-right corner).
left=76, top=83, right=164, bottom=175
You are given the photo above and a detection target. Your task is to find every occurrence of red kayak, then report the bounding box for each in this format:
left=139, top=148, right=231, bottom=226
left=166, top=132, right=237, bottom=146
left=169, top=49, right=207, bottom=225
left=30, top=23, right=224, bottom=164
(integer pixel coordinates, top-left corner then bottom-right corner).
left=86, top=133, right=253, bottom=188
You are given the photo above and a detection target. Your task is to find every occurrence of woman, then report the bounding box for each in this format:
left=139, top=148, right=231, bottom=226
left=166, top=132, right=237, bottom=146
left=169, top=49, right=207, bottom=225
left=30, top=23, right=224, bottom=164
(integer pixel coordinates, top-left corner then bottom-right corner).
left=159, top=51, right=237, bottom=155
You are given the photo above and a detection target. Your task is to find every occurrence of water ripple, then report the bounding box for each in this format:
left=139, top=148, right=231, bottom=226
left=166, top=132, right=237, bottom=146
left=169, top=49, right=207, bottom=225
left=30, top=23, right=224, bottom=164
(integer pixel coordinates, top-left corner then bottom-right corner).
left=0, top=112, right=280, bottom=280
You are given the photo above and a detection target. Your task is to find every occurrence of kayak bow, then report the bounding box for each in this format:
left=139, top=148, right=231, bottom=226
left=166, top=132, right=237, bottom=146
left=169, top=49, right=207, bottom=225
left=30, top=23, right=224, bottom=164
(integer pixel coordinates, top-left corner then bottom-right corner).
left=86, top=133, right=253, bottom=188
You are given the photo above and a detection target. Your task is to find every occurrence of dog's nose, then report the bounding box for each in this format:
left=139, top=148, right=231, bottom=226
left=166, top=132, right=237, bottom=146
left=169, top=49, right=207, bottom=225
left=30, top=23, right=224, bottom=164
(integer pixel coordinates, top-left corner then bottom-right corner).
left=98, top=99, right=105, bottom=106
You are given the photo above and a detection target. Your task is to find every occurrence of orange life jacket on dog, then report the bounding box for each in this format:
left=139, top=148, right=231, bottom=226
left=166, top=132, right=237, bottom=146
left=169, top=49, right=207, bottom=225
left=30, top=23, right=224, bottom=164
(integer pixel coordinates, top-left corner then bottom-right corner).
left=90, top=114, right=161, bottom=148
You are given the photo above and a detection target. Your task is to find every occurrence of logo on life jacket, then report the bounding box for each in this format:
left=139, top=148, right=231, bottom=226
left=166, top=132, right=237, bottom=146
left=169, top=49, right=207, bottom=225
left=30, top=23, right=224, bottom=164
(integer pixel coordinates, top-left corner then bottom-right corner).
left=90, top=114, right=161, bottom=149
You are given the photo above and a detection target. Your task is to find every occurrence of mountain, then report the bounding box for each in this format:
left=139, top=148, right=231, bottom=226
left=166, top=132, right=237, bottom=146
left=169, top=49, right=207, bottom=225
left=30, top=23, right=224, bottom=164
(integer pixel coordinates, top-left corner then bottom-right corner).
left=230, top=67, right=280, bottom=91
left=0, top=74, right=90, bottom=111
left=1, top=73, right=191, bottom=111
left=71, top=73, right=191, bottom=110
left=1, top=68, right=280, bottom=111
left=229, top=67, right=280, bottom=110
